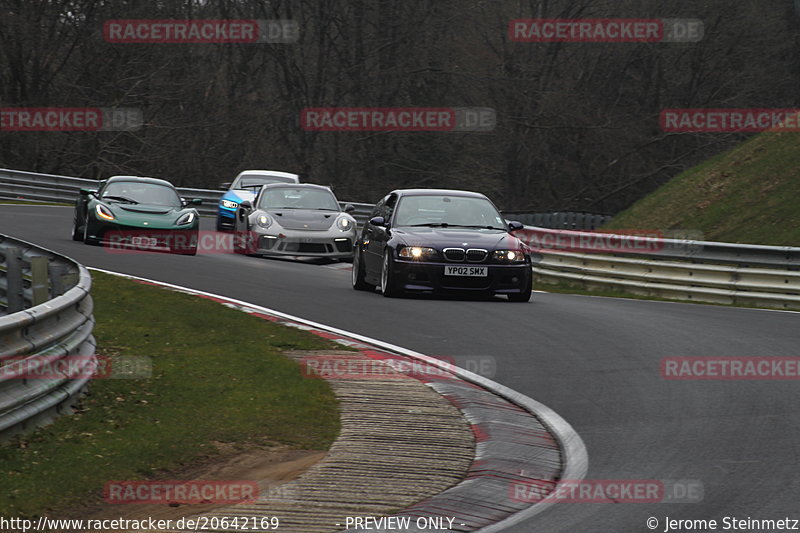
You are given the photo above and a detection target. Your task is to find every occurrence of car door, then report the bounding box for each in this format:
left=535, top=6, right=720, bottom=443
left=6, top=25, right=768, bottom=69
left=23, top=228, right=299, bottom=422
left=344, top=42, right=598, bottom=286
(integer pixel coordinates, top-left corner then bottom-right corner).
left=363, top=193, right=397, bottom=277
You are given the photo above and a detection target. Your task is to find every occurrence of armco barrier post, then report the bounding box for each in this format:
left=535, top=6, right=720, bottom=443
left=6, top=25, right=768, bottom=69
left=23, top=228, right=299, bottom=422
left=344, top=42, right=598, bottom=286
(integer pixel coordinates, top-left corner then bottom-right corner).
left=30, top=256, right=50, bottom=306
left=5, top=247, right=24, bottom=313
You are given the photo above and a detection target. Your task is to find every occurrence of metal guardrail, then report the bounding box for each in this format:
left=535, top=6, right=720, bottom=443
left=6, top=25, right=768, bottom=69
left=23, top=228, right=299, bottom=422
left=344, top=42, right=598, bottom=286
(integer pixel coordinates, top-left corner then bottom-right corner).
left=504, top=211, right=613, bottom=230
left=0, top=167, right=375, bottom=225
left=517, top=227, right=800, bottom=309
left=4, top=166, right=800, bottom=308
left=0, top=234, right=96, bottom=441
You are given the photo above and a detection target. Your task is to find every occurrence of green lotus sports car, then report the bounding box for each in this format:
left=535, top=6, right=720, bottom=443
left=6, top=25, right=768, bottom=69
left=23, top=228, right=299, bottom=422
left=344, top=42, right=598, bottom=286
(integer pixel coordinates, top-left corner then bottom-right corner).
left=72, top=176, right=202, bottom=255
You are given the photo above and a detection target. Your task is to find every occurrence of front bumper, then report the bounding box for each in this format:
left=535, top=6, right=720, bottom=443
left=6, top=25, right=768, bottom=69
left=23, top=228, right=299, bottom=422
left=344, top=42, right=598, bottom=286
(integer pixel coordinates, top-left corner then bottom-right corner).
left=391, top=259, right=531, bottom=295
left=249, top=228, right=355, bottom=258
left=217, top=206, right=236, bottom=229
left=87, top=219, right=198, bottom=252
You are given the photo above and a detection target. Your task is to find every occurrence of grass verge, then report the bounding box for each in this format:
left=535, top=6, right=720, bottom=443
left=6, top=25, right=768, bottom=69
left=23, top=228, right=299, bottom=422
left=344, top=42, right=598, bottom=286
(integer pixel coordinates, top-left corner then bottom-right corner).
left=605, top=132, right=800, bottom=246
left=0, top=271, right=342, bottom=517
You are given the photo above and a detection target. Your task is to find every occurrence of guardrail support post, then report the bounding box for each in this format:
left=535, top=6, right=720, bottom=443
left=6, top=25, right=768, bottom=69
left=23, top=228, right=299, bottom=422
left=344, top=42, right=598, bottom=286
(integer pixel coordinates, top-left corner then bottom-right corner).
left=5, top=247, right=24, bottom=313
left=48, top=262, right=68, bottom=297
left=30, top=256, right=50, bottom=305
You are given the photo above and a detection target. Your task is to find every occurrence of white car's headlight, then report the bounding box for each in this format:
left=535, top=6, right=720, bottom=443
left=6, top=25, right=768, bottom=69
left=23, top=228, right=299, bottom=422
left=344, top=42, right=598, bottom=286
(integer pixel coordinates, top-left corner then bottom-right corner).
left=399, top=246, right=437, bottom=260
left=176, top=212, right=196, bottom=225
left=256, top=214, right=272, bottom=228
left=221, top=199, right=238, bottom=209
left=336, top=216, right=354, bottom=231
left=493, top=250, right=526, bottom=262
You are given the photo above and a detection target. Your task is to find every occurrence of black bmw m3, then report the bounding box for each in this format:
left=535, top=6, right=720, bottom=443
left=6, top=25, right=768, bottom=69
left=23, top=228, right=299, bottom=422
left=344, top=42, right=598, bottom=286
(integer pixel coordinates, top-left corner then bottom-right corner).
left=352, top=189, right=533, bottom=302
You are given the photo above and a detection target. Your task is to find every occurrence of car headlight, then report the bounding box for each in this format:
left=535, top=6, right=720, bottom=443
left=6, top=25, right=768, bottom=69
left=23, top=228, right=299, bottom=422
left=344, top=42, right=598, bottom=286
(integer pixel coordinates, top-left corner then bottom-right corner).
left=95, top=204, right=115, bottom=221
left=336, top=216, right=354, bottom=231
left=256, top=214, right=272, bottom=228
left=176, top=212, right=196, bottom=225
left=399, top=246, right=437, bottom=260
left=493, top=250, right=526, bottom=262
left=221, top=199, right=238, bottom=209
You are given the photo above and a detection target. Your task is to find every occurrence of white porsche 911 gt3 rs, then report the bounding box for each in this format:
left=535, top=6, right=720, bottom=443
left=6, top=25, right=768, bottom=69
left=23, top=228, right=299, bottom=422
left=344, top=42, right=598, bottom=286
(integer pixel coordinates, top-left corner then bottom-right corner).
left=233, top=183, right=357, bottom=259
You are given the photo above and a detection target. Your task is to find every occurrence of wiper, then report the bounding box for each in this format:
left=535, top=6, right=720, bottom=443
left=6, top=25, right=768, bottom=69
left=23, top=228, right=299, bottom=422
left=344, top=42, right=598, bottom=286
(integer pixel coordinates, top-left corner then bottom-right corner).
left=455, top=225, right=507, bottom=230
left=407, top=223, right=504, bottom=230
left=102, top=195, right=139, bottom=204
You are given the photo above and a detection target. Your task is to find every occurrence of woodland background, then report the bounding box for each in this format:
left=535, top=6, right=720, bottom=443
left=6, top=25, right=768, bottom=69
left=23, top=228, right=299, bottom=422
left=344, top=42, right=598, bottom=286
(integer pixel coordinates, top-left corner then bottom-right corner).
left=1, top=0, right=798, bottom=212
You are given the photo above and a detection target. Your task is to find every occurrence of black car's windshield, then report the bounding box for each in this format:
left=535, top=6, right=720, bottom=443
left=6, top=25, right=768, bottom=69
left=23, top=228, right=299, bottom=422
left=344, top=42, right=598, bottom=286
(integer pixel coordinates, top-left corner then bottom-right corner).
left=235, top=175, right=297, bottom=189
left=259, top=187, right=340, bottom=211
left=394, top=195, right=506, bottom=229
left=100, top=181, right=181, bottom=207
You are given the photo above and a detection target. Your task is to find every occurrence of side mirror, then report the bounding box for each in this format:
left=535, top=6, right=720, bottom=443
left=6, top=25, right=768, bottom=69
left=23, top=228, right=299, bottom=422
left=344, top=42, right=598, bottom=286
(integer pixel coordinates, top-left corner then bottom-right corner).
left=219, top=182, right=232, bottom=190
left=344, top=203, right=356, bottom=213
left=79, top=188, right=96, bottom=196
left=508, top=221, right=524, bottom=232
left=369, top=216, right=386, bottom=227
left=191, top=198, right=203, bottom=205
left=240, top=201, right=252, bottom=210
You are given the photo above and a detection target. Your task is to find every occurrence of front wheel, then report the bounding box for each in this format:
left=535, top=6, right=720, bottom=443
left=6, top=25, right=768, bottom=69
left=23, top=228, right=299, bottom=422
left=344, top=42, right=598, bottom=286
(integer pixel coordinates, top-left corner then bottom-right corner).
left=352, top=250, right=375, bottom=291
left=381, top=252, right=401, bottom=298
left=508, top=276, right=532, bottom=302
left=72, top=212, right=84, bottom=241
left=82, top=220, right=99, bottom=245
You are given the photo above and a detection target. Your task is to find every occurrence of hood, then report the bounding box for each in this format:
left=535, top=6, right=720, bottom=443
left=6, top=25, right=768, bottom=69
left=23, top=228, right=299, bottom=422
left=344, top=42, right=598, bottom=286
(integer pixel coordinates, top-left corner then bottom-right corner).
left=104, top=202, right=191, bottom=228
left=113, top=204, right=178, bottom=215
left=393, top=227, right=523, bottom=250
left=268, top=209, right=338, bottom=230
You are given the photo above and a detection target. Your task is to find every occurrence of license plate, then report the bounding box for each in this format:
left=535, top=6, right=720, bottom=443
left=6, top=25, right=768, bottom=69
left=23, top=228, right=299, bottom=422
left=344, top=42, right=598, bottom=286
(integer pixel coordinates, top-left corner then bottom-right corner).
left=444, top=265, right=487, bottom=277
left=131, top=236, right=158, bottom=248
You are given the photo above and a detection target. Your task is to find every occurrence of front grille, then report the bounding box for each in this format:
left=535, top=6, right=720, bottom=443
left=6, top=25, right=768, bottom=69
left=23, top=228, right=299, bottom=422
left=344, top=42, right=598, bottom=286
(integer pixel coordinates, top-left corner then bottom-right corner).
left=441, top=276, right=492, bottom=289
left=444, top=248, right=465, bottom=261
left=259, top=236, right=277, bottom=250
left=334, top=239, right=353, bottom=253
left=466, top=249, right=488, bottom=262
left=280, top=242, right=330, bottom=253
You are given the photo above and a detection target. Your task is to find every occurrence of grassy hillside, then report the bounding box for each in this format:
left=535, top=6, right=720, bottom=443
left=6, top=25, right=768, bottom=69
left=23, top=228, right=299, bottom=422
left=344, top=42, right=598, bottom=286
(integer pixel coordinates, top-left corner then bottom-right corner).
left=604, top=132, right=800, bottom=246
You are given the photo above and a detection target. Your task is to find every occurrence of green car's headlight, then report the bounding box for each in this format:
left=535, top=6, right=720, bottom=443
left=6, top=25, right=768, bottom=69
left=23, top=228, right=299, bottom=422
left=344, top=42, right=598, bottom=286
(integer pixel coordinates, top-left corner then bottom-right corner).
left=256, top=214, right=272, bottom=228
left=176, top=212, right=196, bottom=225
left=95, top=204, right=115, bottom=221
left=398, top=246, right=437, bottom=260
left=221, top=200, right=238, bottom=209
left=493, top=250, right=526, bottom=262
left=336, top=216, right=353, bottom=231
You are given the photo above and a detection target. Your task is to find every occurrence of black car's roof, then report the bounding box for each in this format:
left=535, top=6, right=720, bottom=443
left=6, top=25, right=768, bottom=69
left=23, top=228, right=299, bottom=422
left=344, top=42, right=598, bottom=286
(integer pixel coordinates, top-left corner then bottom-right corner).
left=105, top=175, right=176, bottom=188
left=390, top=188, right=489, bottom=199
left=261, top=183, right=332, bottom=192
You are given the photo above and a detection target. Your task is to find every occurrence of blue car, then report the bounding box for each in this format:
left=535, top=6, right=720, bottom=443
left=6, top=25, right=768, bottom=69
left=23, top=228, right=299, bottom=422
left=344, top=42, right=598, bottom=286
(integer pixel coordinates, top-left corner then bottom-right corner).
left=217, top=170, right=300, bottom=230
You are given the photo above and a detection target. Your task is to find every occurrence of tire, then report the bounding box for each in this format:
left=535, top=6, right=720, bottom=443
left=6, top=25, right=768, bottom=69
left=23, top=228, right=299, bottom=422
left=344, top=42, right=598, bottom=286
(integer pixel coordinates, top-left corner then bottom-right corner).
left=83, top=220, right=99, bottom=245
left=508, top=275, right=532, bottom=302
left=381, top=251, right=401, bottom=298
left=352, top=250, right=375, bottom=291
left=72, top=212, right=84, bottom=241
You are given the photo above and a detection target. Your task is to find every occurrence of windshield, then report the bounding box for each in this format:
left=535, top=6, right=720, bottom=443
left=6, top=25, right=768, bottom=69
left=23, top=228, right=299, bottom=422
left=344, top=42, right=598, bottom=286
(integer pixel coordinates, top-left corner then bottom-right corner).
left=394, top=195, right=506, bottom=229
left=100, top=181, right=181, bottom=207
left=259, top=187, right=340, bottom=211
left=235, top=175, right=297, bottom=188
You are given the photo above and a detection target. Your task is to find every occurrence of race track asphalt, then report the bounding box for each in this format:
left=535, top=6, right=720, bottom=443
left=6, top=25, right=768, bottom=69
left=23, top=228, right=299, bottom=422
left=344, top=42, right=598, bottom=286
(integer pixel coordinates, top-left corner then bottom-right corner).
left=2, top=205, right=799, bottom=533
